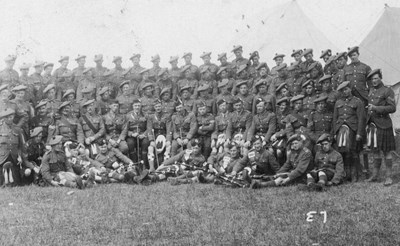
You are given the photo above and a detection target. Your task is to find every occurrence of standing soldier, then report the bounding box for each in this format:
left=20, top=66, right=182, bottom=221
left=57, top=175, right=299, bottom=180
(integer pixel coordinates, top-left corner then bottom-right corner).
left=215, top=79, right=234, bottom=113
left=231, top=45, right=249, bottom=72
left=307, top=96, right=333, bottom=146
left=177, top=65, right=198, bottom=95
left=217, top=53, right=234, bottom=79
left=0, top=109, right=35, bottom=186
left=231, top=64, right=252, bottom=96
left=135, top=68, right=153, bottom=97
left=249, top=51, right=267, bottom=79
left=181, top=52, right=199, bottom=80
left=110, top=56, right=125, bottom=92
left=271, top=63, right=288, bottom=94
left=235, top=80, right=254, bottom=112
left=302, top=80, right=317, bottom=115
left=125, top=53, right=144, bottom=84
left=43, top=62, right=55, bottom=85
left=0, top=55, right=19, bottom=87
left=194, top=84, right=216, bottom=115
left=299, top=49, right=323, bottom=76
left=319, top=75, right=339, bottom=112
left=365, top=69, right=396, bottom=186
left=319, top=49, right=335, bottom=75
left=31, top=100, right=54, bottom=143
left=78, top=99, right=105, bottom=154
left=195, top=67, right=217, bottom=99
left=334, top=81, right=366, bottom=182
left=271, top=97, right=291, bottom=162
left=96, top=87, right=111, bottom=115
left=18, top=63, right=31, bottom=87
left=217, top=67, right=235, bottom=93
left=199, top=52, right=218, bottom=81
left=103, top=99, right=128, bottom=155
left=49, top=101, right=80, bottom=143
left=286, top=61, right=305, bottom=96
left=156, top=68, right=177, bottom=99
left=291, top=49, right=303, bottom=64
left=140, top=82, right=157, bottom=117
left=30, top=61, right=45, bottom=99
left=252, top=79, right=276, bottom=113
left=195, top=101, right=215, bottom=159
left=42, top=84, right=61, bottom=118
left=332, top=52, right=347, bottom=90
left=168, top=56, right=181, bottom=84
left=147, top=99, right=173, bottom=172
left=160, top=88, right=175, bottom=117
left=100, top=70, right=118, bottom=99
left=92, top=54, right=107, bottom=85
left=25, top=127, right=45, bottom=183
left=179, top=85, right=195, bottom=113
left=170, top=99, right=197, bottom=156
left=344, top=46, right=372, bottom=106
left=254, top=62, right=273, bottom=93
left=270, top=53, right=285, bottom=78
left=56, top=70, right=74, bottom=101
left=10, top=85, right=32, bottom=137
left=71, top=55, right=86, bottom=90
left=76, top=68, right=97, bottom=101
left=53, top=56, right=70, bottom=95
left=149, top=54, right=162, bottom=82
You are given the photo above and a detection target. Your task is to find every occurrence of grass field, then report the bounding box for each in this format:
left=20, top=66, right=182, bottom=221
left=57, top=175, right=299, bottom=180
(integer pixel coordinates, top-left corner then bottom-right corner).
left=1, top=173, right=400, bottom=246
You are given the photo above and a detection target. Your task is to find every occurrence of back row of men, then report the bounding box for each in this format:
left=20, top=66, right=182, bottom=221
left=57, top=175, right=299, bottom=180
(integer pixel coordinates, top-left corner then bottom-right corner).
left=0, top=45, right=396, bottom=190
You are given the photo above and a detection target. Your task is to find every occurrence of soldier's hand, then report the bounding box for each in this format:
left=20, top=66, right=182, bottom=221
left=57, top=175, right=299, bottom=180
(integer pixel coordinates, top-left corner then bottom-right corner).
left=274, top=177, right=284, bottom=186
left=177, top=138, right=183, bottom=145
left=150, top=141, right=156, bottom=148
left=85, top=138, right=91, bottom=145
left=138, top=134, right=145, bottom=139
left=51, top=180, right=60, bottom=186
left=132, top=132, right=139, bottom=138
left=244, top=141, right=251, bottom=148
left=183, top=138, right=189, bottom=145
left=210, top=139, right=216, bottom=148
left=270, top=135, right=277, bottom=142
left=367, top=104, right=376, bottom=112
left=33, top=167, right=40, bottom=174
left=356, top=134, right=362, bottom=141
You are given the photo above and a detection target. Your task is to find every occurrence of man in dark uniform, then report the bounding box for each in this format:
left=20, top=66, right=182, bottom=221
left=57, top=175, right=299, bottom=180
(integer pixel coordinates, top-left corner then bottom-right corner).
left=199, top=52, right=219, bottom=81
left=0, top=55, right=19, bottom=87
left=125, top=53, right=144, bottom=84
left=247, top=98, right=277, bottom=147
left=156, top=68, right=177, bottom=100
left=168, top=56, right=181, bottom=84
left=226, top=98, right=252, bottom=151
left=195, top=101, right=215, bottom=159
left=235, top=80, right=254, bottom=112
left=42, top=84, right=61, bottom=118
left=365, top=69, right=396, bottom=186
left=103, top=99, right=128, bottom=154
left=291, top=49, right=303, bottom=64
left=31, top=100, right=54, bottom=143
left=319, top=49, right=335, bottom=75
left=53, top=56, right=70, bottom=98
left=48, top=101, right=80, bottom=143
left=179, top=86, right=196, bottom=113
left=92, top=54, right=108, bottom=86
left=148, top=54, right=162, bottom=82
left=270, top=53, right=285, bottom=78
left=211, top=99, right=230, bottom=154
left=215, top=79, right=234, bottom=113
left=43, top=62, right=55, bottom=85
left=0, top=109, right=34, bottom=186
left=251, top=134, right=312, bottom=188
left=110, top=56, right=125, bottom=92
left=299, top=49, right=323, bottom=76
left=231, top=45, right=249, bottom=72
left=177, top=65, right=198, bottom=95
left=170, top=99, right=197, bottom=156
left=24, top=127, right=45, bottom=184
left=307, top=96, right=333, bottom=145
left=62, top=89, right=80, bottom=119
left=181, top=52, right=199, bottom=80
left=333, top=81, right=366, bottom=182
left=332, top=52, right=347, bottom=90
left=217, top=53, right=234, bottom=79
left=71, top=55, right=86, bottom=90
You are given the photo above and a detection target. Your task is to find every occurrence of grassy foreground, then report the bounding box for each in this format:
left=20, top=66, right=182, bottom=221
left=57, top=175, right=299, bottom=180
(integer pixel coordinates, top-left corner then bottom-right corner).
left=0, top=177, right=400, bottom=246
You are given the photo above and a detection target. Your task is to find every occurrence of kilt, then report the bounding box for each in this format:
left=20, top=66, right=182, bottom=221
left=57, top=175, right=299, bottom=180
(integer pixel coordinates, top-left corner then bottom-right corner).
left=309, top=169, right=335, bottom=181
left=336, top=125, right=362, bottom=153
left=376, top=126, right=396, bottom=152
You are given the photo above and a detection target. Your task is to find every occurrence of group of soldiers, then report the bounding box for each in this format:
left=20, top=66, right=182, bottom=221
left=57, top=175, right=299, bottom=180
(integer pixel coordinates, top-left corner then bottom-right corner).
left=0, top=44, right=396, bottom=190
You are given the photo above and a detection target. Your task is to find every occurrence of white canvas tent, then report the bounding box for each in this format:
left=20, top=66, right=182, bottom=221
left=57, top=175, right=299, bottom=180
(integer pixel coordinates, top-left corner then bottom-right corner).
left=229, top=0, right=338, bottom=63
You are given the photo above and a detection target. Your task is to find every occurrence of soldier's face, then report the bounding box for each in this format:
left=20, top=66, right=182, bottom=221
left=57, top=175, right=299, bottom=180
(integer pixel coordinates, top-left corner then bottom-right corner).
left=132, top=57, right=140, bottom=66
left=34, top=133, right=42, bottom=142
left=258, top=85, right=267, bottom=94
left=44, top=66, right=53, bottom=74
left=230, top=146, right=238, bottom=157
left=321, top=141, right=331, bottom=152
left=162, top=92, right=170, bottom=101
left=114, top=60, right=122, bottom=67
left=102, top=91, right=110, bottom=100
left=35, top=66, right=43, bottom=74
left=337, top=57, right=347, bottom=68
left=143, top=72, right=149, bottom=80
left=275, top=57, right=283, bottom=65
left=99, top=144, right=108, bottom=154
left=305, top=85, right=313, bottom=95
left=281, top=88, right=289, bottom=96
left=184, top=70, right=192, bottom=79
left=294, top=101, right=302, bottom=111
left=38, top=106, right=47, bottom=115
left=54, top=142, right=63, bottom=151
left=322, top=55, right=330, bottom=63
left=253, top=140, right=262, bottom=151
left=342, top=87, right=351, bottom=97
left=279, top=102, right=288, bottom=112
left=181, top=90, right=190, bottom=99
left=256, top=102, right=265, bottom=114
left=152, top=59, right=160, bottom=66
left=234, top=50, right=242, bottom=58
left=220, top=71, right=228, bottom=78
left=192, top=145, right=201, bottom=155
left=202, top=56, right=211, bottom=64
left=198, top=106, right=206, bottom=116
left=305, top=54, right=313, bottom=62
left=61, top=105, right=71, bottom=115
left=371, top=74, right=382, bottom=87
left=86, top=103, right=95, bottom=114
left=233, top=102, right=243, bottom=112
left=15, top=90, right=25, bottom=100
left=239, top=85, right=248, bottom=95
left=144, top=87, right=153, bottom=96
left=95, top=59, right=103, bottom=66
left=349, top=52, right=359, bottom=62
left=322, top=81, right=331, bottom=92
left=175, top=104, right=183, bottom=112
left=291, top=140, right=302, bottom=150
left=61, top=60, right=69, bottom=67
left=122, top=84, right=130, bottom=94
left=170, top=60, right=178, bottom=67
left=161, top=72, right=169, bottom=80
left=47, top=89, right=56, bottom=99
left=0, top=90, right=10, bottom=99
left=220, top=85, right=228, bottom=93
left=218, top=102, right=227, bottom=112
left=260, top=68, right=267, bottom=76
left=252, top=56, right=259, bottom=63
left=133, top=103, right=141, bottom=112
left=110, top=103, right=119, bottom=112
left=154, top=104, right=162, bottom=113
left=67, top=94, right=75, bottom=101
left=4, top=114, right=14, bottom=124
left=219, top=57, right=227, bottom=64
left=294, top=53, right=302, bottom=61
left=184, top=56, right=191, bottom=64
left=77, top=58, right=86, bottom=67
left=20, top=69, right=29, bottom=76
left=316, top=101, right=326, bottom=112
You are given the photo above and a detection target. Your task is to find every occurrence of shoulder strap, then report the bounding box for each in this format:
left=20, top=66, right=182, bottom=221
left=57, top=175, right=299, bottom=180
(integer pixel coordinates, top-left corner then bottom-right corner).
left=82, top=114, right=98, bottom=134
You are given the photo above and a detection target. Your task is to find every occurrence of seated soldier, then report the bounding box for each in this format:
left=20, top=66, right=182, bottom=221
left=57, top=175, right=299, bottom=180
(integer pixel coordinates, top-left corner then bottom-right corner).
left=23, top=127, right=45, bottom=184
left=195, top=101, right=215, bottom=160
left=211, top=99, right=230, bottom=154
left=159, top=139, right=206, bottom=185
left=94, top=138, right=138, bottom=183
left=250, top=134, right=312, bottom=189
left=64, top=141, right=103, bottom=187
left=102, top=99, right=128, bottom=154
left=40, top=135, right=84, bottom=189
left=299, top=134, right=344, bottom=191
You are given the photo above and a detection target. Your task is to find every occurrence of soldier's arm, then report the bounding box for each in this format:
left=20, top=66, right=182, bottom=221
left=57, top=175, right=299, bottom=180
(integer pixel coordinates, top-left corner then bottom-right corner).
left=262, top=151, right=280, bottom=174
left=332, top=102, right=339, bottom=135
left=288, top=149, right=312, bottom=181
left=211, top=81, right=218, bottom=98
left=93, top=117, right=105, bottom=140
left=356, top=99, right=366, bottom=137
left=225, top=117, right=233, bottom=140
left=374, top=88, right=396, bottom=114
left=243, top=112, right=253, bottom=141
left=186, top=113, right=197, bottom=140
left=166, top=118, right=173, bottom=142
left=77, top=119, right=85, bottom=144
left=233, top=156, right=248, bottom=173
left=171, top=116, right=180, bottom=140
left=113, top=148, right=132, bottom=165
left=163, top=151, right=185, bottom=166
left=246, top=118, right=256, bottom=142
left=331, top=152, right=345, bottom=184
left=201, top=115, right=215, bottom=132
left=265, top=114, right=277, bottom=143
left=146, top=116, right=155, bottom=141
left=251, top=97, right=257, bottom=114
left=211, top=117, right=219, bottom=140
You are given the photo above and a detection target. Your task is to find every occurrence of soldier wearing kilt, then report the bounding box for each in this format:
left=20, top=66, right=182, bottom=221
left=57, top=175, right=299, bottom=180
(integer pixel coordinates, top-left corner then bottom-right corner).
left=365, top=69, right=397, bottom=186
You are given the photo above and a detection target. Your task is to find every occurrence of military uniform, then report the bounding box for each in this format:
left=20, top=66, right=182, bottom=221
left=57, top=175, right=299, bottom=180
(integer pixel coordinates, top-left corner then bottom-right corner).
left=225, top=109, right=252, bottom=141
left=344, top=61, right=371, bottom=105
left=96, top=98, right=111, bottom=116
left=156, top=79, right=177, bottom=99
left=194, top=97, right=216, bottom=115
left=207, top=152, right=243, bottom=175
left=10, top=98, right=32, bottom=136
left=177, top=78, right=198, bottom=95
left=95, top=147, right=132, bottom=170
left=125, top=64, right=145, bottom=83
left=211, top=111, right=230, bottom=144
left=148, top=65, right=162, bottom=82
left=239, top=147, right=280, bottom=175
left=199, top=63, right=219, bottom=81
left=247, top=111, right=276, bottom=144
left=215, top=93, right=234, bottom=113
left=237, top=93, right=254, bottom=112
left=0, top=68, right=19, bottom=87
left=71, top=67, right=86, bottom=90
left=77, top=77, right=97, bottom=101
left=140, top=96, right=156, bottom=117
left=194, top=80, right=217, bottom=99
left=307, top=110, right=333, bottom=143
left=311, top=147, right=344, bottom=184
left=40, top=148, right=73, bottom=185
left=77, top=113, right=105, bottom=144
left=161, top=100, right=175, bottom=117
left=116, top=94, right=136, bottom=114
left=50, top=115, right=80, bottom=143
left=277, top=146, right=312, bottom=182
left=196, top=112, right=215, bottom=159
left=171, top=110, right=197, bottom=155
left=123, top=110, right=149, bottom=162
left=31, top=113, right=53, bottom=143
left=26, top=138, right=46, bottom=166
left=103, top=111, right=128, bottom=154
